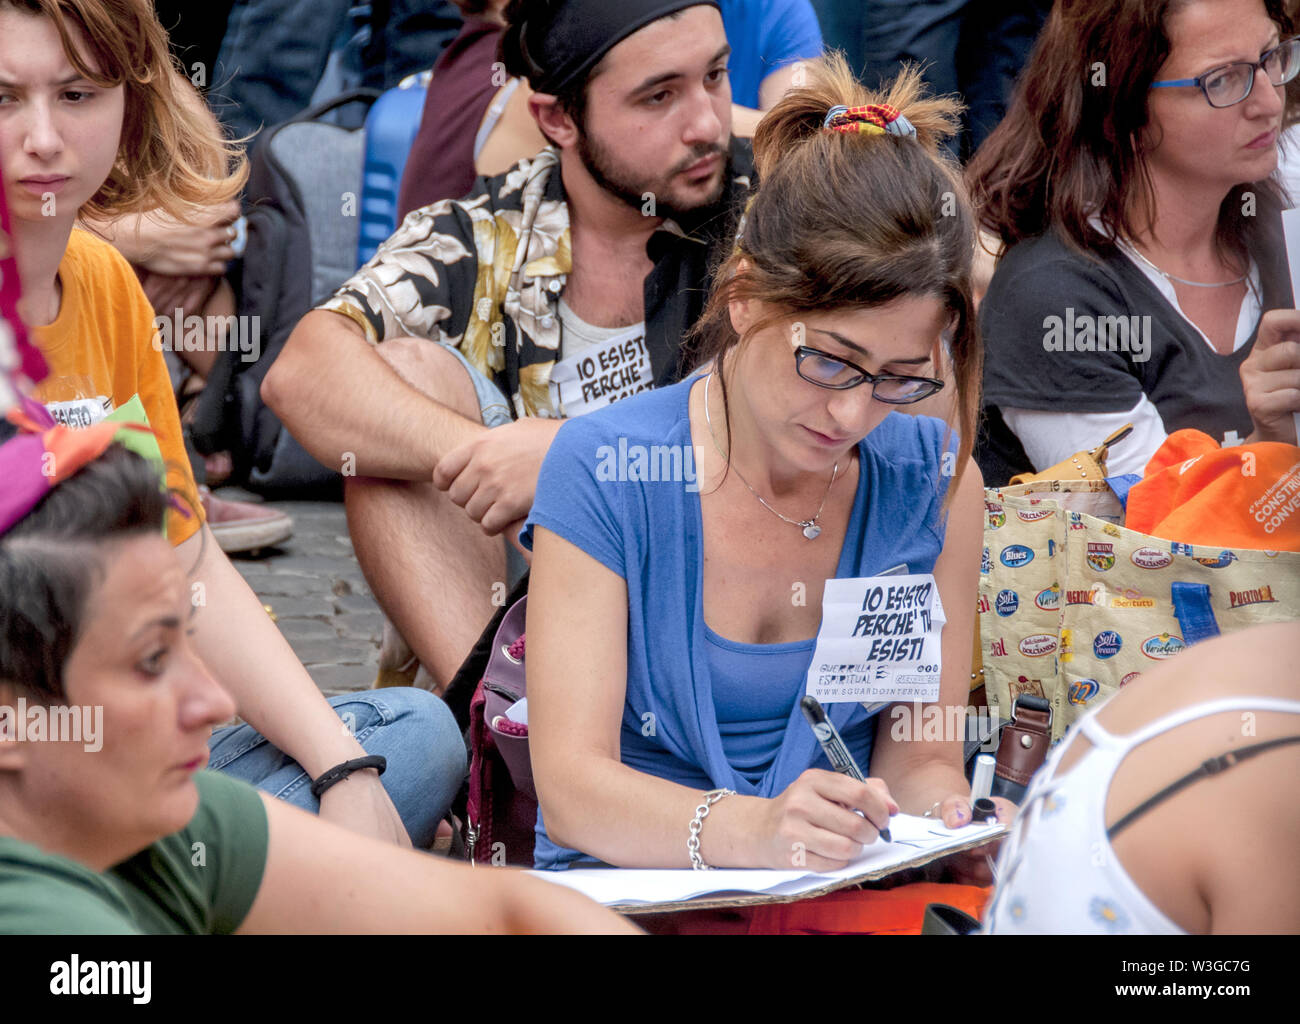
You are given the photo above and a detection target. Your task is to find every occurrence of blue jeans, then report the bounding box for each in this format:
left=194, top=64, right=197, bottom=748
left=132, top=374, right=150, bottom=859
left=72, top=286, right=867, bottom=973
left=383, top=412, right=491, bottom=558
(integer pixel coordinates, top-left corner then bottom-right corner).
left=811, top=0, right=1049, bottom=158
left=362, top=0, right=463, bottom=93
left=208, top=688, right=466, bottom=848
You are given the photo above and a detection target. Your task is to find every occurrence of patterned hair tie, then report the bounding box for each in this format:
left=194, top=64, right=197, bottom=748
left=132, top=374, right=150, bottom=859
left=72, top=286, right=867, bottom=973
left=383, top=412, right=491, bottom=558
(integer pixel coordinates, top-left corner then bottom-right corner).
left=823, top=104, right=849, bottom=128
left=823, top=103, right=916, bottom=138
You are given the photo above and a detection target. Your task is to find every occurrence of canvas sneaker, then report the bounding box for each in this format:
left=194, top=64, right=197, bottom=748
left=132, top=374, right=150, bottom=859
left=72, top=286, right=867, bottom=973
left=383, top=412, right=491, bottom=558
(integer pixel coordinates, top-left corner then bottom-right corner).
left=200, top=487, right=294, bottom=554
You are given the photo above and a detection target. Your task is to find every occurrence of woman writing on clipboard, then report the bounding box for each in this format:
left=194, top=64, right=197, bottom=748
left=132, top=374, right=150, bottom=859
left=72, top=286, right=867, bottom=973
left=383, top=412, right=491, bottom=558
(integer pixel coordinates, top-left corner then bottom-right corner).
left=522, top=55, right=1014, bottom=881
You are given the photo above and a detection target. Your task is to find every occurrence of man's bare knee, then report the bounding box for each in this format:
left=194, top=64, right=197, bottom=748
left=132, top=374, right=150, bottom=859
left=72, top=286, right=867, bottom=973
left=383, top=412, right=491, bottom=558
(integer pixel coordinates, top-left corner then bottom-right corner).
left=374, top=337, right=482, bottom=419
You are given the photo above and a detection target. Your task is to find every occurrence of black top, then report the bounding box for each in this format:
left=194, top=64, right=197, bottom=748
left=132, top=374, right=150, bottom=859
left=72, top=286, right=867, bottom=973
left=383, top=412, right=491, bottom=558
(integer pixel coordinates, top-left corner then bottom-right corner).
left=975, top=230, right=1290, bottom=486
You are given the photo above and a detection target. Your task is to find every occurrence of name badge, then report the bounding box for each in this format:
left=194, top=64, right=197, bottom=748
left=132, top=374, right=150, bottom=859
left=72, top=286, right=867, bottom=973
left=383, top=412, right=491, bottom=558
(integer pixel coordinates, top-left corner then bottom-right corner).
left=805, top=574, right=946, bottom=703
left=44, top=396, right=113, bottom=429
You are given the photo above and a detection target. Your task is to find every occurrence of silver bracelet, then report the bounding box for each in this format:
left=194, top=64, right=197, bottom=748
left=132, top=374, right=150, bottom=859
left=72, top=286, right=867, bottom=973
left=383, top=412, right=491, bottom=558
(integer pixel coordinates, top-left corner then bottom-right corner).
left=687, top=788, right=735, bottom=870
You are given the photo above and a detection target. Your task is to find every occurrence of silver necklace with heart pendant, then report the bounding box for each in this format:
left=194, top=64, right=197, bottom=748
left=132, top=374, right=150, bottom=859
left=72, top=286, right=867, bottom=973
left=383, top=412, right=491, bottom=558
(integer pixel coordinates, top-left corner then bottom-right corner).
left=703, top=371, right=839, bottom=540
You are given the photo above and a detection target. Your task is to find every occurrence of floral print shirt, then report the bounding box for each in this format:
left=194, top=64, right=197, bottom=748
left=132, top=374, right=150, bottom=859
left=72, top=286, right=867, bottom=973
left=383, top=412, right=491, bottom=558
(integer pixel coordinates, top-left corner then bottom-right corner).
left=320, top=142, right=754, bottom=419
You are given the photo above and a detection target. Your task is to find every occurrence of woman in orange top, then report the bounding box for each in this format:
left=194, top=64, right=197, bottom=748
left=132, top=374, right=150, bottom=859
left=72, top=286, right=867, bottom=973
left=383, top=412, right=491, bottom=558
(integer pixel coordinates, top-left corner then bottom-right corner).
left=0, top=0, right=464, bottom=848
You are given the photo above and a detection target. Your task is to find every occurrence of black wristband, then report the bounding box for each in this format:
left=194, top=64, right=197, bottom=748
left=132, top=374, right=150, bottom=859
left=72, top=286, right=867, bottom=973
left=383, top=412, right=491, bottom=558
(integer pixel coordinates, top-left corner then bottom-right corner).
left=310, top=755, right=387, bottom=799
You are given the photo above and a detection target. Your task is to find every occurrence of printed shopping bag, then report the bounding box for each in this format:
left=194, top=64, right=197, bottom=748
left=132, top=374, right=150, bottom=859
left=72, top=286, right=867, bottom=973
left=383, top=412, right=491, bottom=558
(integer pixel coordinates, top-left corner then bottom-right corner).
left=979, top=479, right=1299, bottom=740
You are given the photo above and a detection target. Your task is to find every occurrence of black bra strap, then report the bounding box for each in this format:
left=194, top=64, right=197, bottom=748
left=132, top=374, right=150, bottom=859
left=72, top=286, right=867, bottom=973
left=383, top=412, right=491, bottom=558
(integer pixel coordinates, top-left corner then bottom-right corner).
left=1108, top=735, right=1300, bottom=840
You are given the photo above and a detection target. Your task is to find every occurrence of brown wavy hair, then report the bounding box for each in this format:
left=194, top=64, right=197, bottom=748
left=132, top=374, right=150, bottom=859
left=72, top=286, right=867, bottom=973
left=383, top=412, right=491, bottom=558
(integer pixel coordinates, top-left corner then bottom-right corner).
left=967, top=0, right=1294, bottom=297
left=687, top=53, right=981, bottom=505
left=2, top=0, right=247, bottom=218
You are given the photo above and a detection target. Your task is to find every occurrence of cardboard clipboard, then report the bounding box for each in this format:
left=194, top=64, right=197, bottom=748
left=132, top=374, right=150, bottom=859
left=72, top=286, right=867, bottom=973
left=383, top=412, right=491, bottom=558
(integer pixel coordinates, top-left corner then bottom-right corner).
left=529, top=817, right=1005, bottom=914
left=618, top=828, right=1003, bottom=915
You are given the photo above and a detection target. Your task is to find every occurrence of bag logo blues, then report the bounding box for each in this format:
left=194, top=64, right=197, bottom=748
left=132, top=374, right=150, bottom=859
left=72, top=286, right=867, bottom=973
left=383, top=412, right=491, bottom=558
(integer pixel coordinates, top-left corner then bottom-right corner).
left=1000, top=544, right=1034, bottom=568
left=1142, top=633, right=1187, bottom=659
left=1171, top=542, right=1238, bottom=568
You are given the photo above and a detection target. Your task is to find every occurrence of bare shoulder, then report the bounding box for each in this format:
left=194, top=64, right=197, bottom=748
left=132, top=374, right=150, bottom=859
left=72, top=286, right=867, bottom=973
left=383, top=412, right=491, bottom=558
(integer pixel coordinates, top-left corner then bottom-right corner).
left=1096, top=624, right=1300, bottom=933
left=476, top=82, right=547, bottom=179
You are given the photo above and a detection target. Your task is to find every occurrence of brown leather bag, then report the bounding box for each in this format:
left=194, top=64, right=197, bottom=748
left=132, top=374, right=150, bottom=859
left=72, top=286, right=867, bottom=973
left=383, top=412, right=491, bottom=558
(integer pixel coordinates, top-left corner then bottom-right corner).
left=1008, top=423, right=1135, bottom=485
left=990, top=694, right=1052, bottom=802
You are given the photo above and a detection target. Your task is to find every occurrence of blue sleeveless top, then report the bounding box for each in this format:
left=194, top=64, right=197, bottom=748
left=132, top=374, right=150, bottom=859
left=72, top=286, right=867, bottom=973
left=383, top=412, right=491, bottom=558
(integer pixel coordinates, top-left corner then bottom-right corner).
left=522, top=376, right=955, bottom=869
left=707, top=627, right=828, bottom=785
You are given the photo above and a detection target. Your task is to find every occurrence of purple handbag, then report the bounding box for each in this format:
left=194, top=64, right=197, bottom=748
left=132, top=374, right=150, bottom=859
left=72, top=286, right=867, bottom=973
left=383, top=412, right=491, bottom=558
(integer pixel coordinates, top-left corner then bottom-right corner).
left=465, top=596, right=537, bottom=865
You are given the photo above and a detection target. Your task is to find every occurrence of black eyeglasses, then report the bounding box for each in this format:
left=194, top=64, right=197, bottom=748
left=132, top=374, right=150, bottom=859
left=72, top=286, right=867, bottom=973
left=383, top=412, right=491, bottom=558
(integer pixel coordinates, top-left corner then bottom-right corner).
left=793, top=346, right=945, bottom=404
left=1150, top=36, right=1300, bottom=108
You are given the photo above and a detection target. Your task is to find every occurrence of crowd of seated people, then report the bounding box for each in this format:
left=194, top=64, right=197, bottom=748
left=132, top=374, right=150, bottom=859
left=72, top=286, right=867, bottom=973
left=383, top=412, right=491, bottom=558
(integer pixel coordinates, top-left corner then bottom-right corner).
left=0, top=0, right=1297, bottom=937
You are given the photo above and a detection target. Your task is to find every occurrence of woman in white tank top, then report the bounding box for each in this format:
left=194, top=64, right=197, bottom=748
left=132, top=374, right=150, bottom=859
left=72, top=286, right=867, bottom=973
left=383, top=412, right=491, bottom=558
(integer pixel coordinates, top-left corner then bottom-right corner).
left=985, top=621, right=1300, bottom=934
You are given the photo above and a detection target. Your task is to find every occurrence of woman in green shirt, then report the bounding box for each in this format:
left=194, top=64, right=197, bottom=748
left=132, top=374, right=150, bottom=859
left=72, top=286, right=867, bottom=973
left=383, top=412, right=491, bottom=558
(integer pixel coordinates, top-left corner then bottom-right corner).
left=0, top=425, right=632, bottom=934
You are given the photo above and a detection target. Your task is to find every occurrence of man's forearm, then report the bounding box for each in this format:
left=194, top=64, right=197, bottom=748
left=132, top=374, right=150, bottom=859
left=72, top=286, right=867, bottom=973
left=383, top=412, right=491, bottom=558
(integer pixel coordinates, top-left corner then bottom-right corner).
left=265, top=310, right=486, bottom=480
left=180, top=525, right=368, bottom=777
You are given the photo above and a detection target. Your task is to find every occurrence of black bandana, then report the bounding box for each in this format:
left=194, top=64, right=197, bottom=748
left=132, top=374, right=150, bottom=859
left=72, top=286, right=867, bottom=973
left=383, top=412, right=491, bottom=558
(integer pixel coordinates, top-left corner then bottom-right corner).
left=518, top=0, right=721, bottom=96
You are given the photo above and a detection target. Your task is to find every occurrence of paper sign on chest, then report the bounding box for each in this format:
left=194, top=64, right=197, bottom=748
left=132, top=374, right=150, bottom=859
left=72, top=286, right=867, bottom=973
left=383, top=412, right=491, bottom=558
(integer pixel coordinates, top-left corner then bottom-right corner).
left=805, top=574, right=946, bottom=704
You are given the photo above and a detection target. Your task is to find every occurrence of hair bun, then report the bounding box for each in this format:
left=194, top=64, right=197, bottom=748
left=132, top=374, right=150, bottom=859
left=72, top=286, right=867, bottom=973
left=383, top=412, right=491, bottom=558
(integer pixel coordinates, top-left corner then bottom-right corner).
left=751, top=54, right=960, bottom=181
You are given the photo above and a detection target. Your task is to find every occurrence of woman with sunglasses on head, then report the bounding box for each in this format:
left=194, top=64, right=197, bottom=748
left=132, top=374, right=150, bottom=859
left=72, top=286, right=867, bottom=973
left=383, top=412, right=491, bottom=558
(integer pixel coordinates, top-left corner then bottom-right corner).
left=969, top=0, right=1300, bottom=486
left=522, top=55, right=1010, bottom=882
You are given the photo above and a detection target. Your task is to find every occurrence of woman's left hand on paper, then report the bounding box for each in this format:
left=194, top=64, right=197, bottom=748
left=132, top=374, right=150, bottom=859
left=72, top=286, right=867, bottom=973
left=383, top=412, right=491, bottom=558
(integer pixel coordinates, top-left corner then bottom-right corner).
left=936, top=793, right=1017, bottom=887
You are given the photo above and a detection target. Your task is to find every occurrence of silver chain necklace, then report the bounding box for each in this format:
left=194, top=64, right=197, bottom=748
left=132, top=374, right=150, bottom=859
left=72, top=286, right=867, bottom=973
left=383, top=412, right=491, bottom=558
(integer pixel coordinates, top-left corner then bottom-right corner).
left=1127, top=245, right=1247, bottom=288
left=702, top=372, right=838, bottom=540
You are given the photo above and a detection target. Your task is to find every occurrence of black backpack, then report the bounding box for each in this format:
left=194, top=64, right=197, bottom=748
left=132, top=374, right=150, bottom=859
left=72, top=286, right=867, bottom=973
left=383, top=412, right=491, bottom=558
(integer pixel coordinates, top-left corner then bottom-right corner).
left=189, top=90, right=380, bottom=497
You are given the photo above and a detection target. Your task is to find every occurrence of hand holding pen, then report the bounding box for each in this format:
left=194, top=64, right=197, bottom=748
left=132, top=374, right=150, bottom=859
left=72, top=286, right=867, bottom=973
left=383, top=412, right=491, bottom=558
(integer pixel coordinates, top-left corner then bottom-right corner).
left=755, top=765, right=900, bottom=872
left=800, top=695, right=895, bottom=843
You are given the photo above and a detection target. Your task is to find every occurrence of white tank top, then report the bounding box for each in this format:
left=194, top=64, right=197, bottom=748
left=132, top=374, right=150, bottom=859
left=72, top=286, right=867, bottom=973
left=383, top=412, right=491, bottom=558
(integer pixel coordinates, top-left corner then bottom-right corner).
left=983, top=696, right=1300, bottom=934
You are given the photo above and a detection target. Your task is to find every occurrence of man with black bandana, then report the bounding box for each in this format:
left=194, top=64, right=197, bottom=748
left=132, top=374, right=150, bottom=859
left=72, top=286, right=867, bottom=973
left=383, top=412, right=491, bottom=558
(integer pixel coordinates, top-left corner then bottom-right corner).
left=265, top=0, right=753, bottom=694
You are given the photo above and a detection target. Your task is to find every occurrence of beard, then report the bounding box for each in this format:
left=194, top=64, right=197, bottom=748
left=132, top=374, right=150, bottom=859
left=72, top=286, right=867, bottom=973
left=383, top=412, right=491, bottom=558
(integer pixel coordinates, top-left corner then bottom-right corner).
left=575, top=123, right=731, bottom=219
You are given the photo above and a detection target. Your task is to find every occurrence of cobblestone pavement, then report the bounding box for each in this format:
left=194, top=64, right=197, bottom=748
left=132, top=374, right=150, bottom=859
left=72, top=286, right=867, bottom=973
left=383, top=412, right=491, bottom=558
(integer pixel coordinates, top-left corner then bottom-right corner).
left=219, top=487, right=381, bottom=698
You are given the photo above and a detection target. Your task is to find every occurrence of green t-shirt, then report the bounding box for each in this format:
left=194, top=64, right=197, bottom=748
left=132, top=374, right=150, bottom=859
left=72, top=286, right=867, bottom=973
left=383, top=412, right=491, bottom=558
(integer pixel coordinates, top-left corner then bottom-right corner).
left=0, top=772, right=269, bottom=934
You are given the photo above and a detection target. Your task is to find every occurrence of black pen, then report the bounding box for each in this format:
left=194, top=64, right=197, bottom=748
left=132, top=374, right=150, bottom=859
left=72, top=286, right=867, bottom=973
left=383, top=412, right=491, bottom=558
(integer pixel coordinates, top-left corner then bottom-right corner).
left=800, top=695, right=892, bottom=842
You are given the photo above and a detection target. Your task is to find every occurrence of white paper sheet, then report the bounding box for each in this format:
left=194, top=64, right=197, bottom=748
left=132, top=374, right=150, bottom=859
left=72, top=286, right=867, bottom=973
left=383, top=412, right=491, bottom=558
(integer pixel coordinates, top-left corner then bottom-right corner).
left=526, top=813, right=1004, bottom=908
